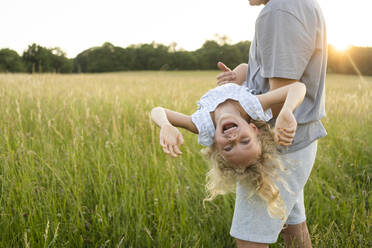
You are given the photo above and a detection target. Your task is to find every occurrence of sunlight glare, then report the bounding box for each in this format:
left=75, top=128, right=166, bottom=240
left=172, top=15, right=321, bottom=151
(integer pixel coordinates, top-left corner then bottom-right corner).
left=332, top=42, right=351, bottom=52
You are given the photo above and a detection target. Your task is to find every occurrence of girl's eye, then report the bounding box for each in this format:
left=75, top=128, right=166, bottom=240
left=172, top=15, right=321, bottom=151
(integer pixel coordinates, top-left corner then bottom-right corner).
left=224, top=145, right=233, bottom=152
left=241, top=139, right=250, bottom=145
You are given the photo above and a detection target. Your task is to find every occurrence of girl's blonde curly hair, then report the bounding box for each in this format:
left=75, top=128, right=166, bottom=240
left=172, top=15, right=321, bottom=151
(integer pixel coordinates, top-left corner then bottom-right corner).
left=202, top=116, right=288, bottom=221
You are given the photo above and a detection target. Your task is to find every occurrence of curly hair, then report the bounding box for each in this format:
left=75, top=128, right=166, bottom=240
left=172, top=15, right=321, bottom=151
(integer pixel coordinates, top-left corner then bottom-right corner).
left=202, top=116, right=289, bottom=221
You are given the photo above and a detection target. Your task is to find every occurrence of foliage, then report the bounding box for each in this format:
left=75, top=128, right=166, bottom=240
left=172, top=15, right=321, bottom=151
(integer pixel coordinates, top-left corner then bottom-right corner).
left=22, top=44, right=73, bottom=73
left=328, top=45, right=372, bottom=75
left=74, top=40, right=250, bottom=72
left=0, top=48, right=25, bottom=72
left=2, top=38, right=372, bottom=75
left=74, top=42, right=134, bottom=72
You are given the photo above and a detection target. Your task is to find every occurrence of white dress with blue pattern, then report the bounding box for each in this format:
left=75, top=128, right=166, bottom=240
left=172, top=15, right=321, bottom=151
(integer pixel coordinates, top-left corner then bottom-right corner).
left=191, top=83, right=272, bottom=146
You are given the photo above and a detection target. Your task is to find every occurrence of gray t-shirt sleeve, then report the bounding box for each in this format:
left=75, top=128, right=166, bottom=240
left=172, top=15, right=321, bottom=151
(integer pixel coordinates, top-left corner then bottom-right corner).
left=256, top=10, right=315, bottom=80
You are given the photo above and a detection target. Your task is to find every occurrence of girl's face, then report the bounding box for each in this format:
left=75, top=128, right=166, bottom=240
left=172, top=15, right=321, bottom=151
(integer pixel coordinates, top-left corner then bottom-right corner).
left=214, top=112, right=261, bottom=168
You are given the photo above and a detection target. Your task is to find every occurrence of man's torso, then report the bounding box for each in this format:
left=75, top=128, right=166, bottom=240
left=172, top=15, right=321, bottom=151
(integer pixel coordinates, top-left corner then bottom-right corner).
left=244, top=0, right=327, bottom=153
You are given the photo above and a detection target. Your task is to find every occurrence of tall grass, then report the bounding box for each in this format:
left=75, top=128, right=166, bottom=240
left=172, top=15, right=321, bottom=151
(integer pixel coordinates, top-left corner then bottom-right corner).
left=0, top=72, right=370, bottom=247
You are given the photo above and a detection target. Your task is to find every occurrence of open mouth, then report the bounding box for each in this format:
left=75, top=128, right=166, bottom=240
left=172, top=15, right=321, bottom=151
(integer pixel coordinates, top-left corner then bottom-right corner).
left=222, top=122, right=238, bottom=133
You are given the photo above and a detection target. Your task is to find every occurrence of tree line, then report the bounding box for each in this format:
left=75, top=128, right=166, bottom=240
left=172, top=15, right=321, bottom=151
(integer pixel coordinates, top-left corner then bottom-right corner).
left=1, top=40, right=372, bottom=75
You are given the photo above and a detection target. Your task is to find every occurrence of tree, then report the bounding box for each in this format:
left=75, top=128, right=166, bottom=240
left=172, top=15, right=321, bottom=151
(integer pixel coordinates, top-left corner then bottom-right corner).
left=196, top=40, right=221, bottom=69
left=22, top=44, right=72, bottom=73
left=74, top=42, right=135, bottom=73
left=235, top=41, right=251, bottom=62
left=133, top=42, right=170, bottom=70
left=0, top=49, right=25, bottom=72
left=23, top=44, right=52, bottom=72
left=170, top=51, right=198, bottom=70
left=195, top=40, right=249, bottom=70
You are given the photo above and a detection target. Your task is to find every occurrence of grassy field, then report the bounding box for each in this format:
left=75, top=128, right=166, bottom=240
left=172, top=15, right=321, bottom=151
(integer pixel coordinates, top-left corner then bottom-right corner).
left=0, top=71, right=370, bottom=247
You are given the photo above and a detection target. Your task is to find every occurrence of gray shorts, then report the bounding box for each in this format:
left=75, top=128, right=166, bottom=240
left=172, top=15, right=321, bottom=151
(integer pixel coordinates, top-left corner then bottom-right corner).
left=230, top=141, right=318, bottom=244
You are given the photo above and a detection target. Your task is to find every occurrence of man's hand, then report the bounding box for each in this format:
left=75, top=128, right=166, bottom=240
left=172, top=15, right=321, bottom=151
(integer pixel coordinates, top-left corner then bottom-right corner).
left=160, top=123, right=184, bottom=157
left=216, top=62, right=237, bottom=86
left=274, top=108, right=297, bottom=146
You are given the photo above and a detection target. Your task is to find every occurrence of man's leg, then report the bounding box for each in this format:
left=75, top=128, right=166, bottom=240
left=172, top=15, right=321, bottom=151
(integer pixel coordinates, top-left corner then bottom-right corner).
left=230, top=141, right=318, bottom=245
left=236, top=239, right=269, bottom=248
left=281, top=221, right=312, bottom=248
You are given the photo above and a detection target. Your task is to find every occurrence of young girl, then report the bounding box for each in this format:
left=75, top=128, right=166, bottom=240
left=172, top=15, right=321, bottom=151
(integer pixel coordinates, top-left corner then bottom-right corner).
left=151, top=82, right=306, bottom=220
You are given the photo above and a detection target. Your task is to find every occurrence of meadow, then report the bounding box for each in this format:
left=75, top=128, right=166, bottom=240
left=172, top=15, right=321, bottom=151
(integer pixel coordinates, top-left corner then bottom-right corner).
left=0, top=71, right=370, bottom=247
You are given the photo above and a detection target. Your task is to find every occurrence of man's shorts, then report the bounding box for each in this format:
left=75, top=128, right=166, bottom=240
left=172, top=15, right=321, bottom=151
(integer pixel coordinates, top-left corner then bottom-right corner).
left=230, top=141, right=318, bottom=244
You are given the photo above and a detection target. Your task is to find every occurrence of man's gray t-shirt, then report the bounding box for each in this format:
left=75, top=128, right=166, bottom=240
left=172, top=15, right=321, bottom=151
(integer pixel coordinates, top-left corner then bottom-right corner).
left=244, top=0, right=327, bottom=153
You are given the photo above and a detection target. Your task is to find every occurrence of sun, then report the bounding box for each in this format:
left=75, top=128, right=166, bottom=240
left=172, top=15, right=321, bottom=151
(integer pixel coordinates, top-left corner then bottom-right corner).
left=331, top=42, right=351, bottom=52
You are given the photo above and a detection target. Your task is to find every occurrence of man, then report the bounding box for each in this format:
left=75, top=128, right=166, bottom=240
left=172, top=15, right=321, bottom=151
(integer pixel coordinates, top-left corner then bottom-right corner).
left=216, top=0, right=327, bottom=247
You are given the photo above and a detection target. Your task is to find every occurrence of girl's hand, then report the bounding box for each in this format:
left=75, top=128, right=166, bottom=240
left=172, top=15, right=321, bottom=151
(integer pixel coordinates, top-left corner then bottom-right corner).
left=216, top=62, right=237, bottom=86
left=160, top=123, right=184, bottom=157
left=274, top=108, right=297, bottom=146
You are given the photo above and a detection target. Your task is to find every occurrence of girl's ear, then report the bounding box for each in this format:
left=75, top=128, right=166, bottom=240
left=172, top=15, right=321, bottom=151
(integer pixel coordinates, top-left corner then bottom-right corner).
left=249, top=123, right=260, bottom=134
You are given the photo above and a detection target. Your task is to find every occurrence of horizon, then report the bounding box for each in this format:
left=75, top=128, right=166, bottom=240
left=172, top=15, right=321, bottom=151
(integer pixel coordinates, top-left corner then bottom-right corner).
left=2, top=39, right=371, bottom=60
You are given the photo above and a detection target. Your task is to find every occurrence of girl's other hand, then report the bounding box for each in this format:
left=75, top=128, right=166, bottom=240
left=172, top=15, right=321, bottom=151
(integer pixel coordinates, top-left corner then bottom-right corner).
left=274, top=108, right=297, bottom=146
left=160, top=123, right=184, bottom=157
left=216, top=62, right=237, bottom=86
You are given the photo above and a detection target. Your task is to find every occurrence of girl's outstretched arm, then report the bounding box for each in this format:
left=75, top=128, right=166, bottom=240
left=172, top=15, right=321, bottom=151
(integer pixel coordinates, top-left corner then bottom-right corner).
left=256, top=82, right=306, bottom=146
left=151, top=107, right=198, bottom=157
left=151, top=107, right=198, bottom=133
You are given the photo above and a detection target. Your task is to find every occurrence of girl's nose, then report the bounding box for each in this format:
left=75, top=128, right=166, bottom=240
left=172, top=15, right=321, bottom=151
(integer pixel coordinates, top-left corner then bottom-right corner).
left=227, top=132, right=238, bottom=141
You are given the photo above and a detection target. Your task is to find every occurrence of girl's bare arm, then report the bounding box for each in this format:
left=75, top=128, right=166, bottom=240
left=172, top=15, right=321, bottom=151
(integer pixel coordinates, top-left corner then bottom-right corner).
left=151, top=107, right=198, bottom=157
left=257, top=82, right=306, bottom=115
left=151, top=107, right=198, bottom=133
left=256, top=82, right=306, bottom=146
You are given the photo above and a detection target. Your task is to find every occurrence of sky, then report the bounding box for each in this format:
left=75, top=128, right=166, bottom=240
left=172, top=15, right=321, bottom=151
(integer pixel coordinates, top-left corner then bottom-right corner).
left=1, top=0, right=371, bottom=58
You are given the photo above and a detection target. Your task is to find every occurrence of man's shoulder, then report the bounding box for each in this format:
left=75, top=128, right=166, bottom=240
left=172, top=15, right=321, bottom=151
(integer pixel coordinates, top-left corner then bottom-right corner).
left=258, top=0, right=317, bottom=21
